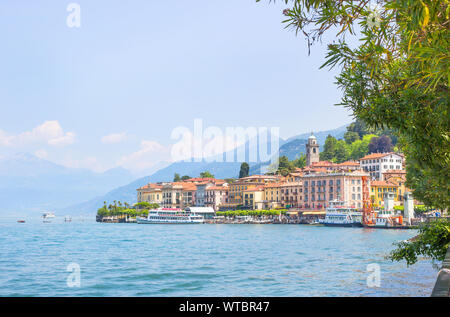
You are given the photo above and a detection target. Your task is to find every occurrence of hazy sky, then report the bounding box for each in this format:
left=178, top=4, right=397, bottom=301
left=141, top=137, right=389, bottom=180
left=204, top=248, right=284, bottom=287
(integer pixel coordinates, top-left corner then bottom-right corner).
left=0, top=1, right=354, bottom=175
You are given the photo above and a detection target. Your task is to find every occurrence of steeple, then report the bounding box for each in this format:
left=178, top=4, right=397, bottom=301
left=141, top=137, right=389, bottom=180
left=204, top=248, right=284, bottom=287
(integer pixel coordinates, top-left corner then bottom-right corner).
left=306, top=132, right=320, bottom=166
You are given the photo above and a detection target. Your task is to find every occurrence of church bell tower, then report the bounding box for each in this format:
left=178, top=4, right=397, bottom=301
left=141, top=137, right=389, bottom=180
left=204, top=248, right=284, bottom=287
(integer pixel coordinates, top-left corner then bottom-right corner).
left=306, top=133, right=320, bottom=166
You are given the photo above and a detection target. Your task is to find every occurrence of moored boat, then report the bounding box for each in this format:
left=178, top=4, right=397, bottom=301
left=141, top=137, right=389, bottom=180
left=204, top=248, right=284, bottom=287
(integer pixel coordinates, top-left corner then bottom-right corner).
left=137, top=208, right=204, bottom=224
left=319, top=200, right=363, bottom=227
left=363, top=209, right=408, bottom=229
left=362, top=191, right=411, bottom=229
left=308, top=219, right=323, bottom=226
left=42, top=212, right=55, bottom=223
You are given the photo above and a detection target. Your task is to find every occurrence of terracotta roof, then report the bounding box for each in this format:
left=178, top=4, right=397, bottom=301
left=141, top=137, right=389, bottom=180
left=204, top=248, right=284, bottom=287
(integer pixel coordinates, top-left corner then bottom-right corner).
left=264, top=182, right=284, bottom=188
left=310, top=161, right=334, bottom=167
left=183, top=177, right=219, bottom=182
left=383, top=169, right=406, bottom=174
left=280, top=181, right=302, bottom=187
left=207, top=186, right=229, bottom=191
left=337, top=161, right=360, bottom=166
left=239, top=175, right=278, bottom=180
left=371, top=180, right=399, bottom=187
left=137, top=185, right=150, bottom=190
left=311, top=168, right=328, bottom=173
left=137, top=183, right=163, bottom=191
left=163, top=182, right=197, bottom=190
left=181, top=183, right=197, bottom=191
left=243, top=185, right=265, bottom=192
left=360, top=152, right=403, bottom=160
left=195, top=181, right=213, bottom=186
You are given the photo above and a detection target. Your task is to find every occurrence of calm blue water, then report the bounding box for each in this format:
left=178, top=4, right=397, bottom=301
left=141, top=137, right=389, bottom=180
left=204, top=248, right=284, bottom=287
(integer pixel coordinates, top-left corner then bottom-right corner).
left=0, top=218, right=436, bottom=296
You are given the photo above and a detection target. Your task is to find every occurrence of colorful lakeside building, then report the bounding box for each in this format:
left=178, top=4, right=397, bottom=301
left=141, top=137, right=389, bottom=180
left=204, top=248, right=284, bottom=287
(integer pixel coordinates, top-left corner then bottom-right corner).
left=136, top=134, right=410, bottom=213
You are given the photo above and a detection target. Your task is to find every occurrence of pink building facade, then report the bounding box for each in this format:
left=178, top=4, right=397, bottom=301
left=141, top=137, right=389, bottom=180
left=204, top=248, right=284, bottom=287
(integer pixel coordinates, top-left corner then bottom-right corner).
left=300, top=171, right=370, bottom=210
left=204, top=186, right=229, bottom=211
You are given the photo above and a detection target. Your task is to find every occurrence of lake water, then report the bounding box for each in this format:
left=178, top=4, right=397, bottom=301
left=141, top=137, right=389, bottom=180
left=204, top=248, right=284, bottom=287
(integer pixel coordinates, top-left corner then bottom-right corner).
left=0, top=218, right=437, bottom=296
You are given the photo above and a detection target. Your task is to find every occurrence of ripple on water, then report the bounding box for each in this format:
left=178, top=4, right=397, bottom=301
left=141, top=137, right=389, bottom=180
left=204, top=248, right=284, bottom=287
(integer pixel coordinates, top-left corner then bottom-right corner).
left=0, top=221, right=437, bottom=296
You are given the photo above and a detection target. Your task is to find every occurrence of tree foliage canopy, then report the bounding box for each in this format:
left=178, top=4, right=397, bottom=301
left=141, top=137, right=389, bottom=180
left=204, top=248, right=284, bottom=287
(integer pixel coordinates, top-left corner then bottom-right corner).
left=200, top=171, right=215, bottom=178
left=258, top=0, right=449, bottom=209
left=97, top=201, right=158, bottom=218
left=388, top=219, right=450, bottom=266
left=239, top=162, right=250, bottom=178
left=368, top=135, right=393, bottom=154
left=320, top=133, right=378, bottom=162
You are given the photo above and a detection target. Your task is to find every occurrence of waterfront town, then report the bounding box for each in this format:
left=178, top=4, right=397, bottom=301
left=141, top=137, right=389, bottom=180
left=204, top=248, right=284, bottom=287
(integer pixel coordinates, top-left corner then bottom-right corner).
left=130, top=133, right=417, bottom=224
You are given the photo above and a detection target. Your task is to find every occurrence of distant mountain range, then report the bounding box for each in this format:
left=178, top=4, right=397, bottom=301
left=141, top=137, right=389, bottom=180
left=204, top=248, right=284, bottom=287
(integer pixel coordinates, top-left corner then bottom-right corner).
left=0, top=124, right=348, bottom=216
left=60, top=124, right=348, bottom=215
left=0, top=153, right=135, bottom=216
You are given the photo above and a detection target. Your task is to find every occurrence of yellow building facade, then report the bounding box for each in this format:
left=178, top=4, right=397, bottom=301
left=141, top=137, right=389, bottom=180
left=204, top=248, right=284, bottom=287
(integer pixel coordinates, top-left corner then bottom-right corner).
left=243, top=186, right=265, bottom=210
left=137, top=184, right=163, bottom=204
left=225, top=175, right=279, bottom=209
left=370, top=180, right=400, bottom=208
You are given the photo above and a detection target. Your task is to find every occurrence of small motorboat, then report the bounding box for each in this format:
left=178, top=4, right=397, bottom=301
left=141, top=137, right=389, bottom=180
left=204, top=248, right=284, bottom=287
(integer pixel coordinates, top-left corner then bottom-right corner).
left=17, top=220, right=25, bottom=223
left=42, top=212, right=55, bottom=223
left=308, top=219, right=323, bottom=226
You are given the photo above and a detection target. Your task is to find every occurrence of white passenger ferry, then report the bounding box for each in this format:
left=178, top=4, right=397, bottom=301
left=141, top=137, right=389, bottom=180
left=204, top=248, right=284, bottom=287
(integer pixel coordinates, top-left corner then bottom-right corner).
left=136, top=208, right=204, bottom=224
left=319, top=200, right=363, bottom=227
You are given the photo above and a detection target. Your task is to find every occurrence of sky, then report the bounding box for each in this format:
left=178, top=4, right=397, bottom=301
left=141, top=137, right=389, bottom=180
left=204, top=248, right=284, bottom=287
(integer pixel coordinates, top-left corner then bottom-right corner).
left=0, top=1, right=354, bottom=175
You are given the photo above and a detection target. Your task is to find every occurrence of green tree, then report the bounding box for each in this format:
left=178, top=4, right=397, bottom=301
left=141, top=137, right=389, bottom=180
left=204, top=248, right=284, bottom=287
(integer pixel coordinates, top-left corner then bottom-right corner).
left=277, top=155, right=295, bottom=176
left=173, top=173, right=181, bottom=182
left=262, top=0, right=449, bottom=209
left=135, top=201, right=151, bottom=209
left=368, top=135, right=393, bottom=154
left=346, top=119, right=371, bottom=139
left=334, top=140, right=350, bottom=163
left=149, top=203, right=160, bottom=209
left=349, top=134, right=377, bottom=160
left=181, top=175, right=191, bottom=181
left=344, top=131, right=360, bottom=144
left=320, top=135, right=338, bottom=161
left=258, top=0, right=449, bottom=264
left=97, top=206, right=109, bottom=217
left=239, top=162, right=250, bottom=178
left=200, top=171, right=214, bottom=178
left=293, top=153, right=306, bottom=169
left=388, top=220, right=450, bottom=266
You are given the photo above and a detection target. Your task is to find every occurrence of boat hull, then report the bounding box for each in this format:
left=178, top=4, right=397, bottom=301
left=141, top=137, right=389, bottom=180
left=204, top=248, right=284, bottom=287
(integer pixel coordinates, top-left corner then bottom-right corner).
left=322, top=222, right=363, bottom=228
left=363, top=224, right=411, bottom=229
left=136, top=217, right=203, bottom=224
